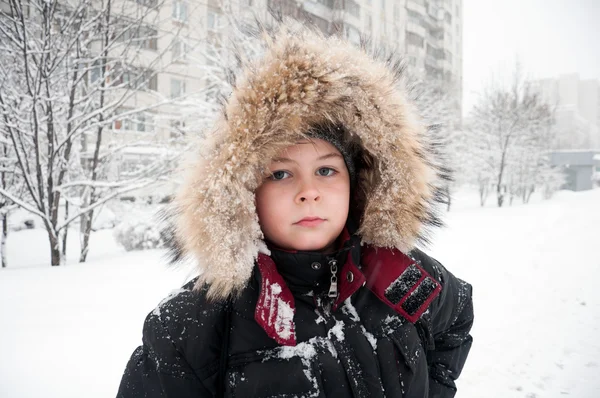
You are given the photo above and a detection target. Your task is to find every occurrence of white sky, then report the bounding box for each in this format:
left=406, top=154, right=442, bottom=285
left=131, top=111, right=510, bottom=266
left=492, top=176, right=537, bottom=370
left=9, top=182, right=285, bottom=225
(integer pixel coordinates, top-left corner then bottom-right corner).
left=462, top=0, right=600, bottom=116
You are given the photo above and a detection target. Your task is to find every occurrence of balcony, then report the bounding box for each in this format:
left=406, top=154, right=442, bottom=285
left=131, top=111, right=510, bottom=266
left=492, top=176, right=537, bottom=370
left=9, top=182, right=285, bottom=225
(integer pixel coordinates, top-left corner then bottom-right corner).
left=406, top=20, right=426, bottom=38
left=302, top=0, right=334, bottom=21
left=406, top=0, right=426, bottom=16
left=425, top=55, right=441, bottom=69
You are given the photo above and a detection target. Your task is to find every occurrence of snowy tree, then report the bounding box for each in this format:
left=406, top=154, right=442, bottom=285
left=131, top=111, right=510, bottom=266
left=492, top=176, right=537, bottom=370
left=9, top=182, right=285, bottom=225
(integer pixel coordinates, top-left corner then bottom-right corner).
left=0, top=0, right=188, bottom=265
left=0, top=139, right=25, bottom=268
left=465, top=66, right=563, bottom=207
left=407, top=69, right=462, bottom=211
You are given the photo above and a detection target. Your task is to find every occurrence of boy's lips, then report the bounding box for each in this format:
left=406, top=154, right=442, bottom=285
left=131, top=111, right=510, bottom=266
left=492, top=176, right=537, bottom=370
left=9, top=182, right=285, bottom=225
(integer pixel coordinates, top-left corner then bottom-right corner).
left=294, top=217, right=325, bottom=227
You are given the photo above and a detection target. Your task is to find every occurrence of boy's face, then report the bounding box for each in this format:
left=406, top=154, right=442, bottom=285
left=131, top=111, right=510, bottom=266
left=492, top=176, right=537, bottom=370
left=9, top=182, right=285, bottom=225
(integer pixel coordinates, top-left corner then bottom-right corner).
left=256, top=138, right=350, bottom=253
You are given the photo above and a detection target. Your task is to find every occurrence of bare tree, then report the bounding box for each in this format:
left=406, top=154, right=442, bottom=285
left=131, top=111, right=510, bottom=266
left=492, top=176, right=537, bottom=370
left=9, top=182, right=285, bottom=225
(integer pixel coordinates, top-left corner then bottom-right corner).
left=408, top=70, right=462, bottom=211
left=465, top=65, right=561, bottom=207
left=0, top=138, right=25, bottom=267
left=0, top=0, right=187, bottom=265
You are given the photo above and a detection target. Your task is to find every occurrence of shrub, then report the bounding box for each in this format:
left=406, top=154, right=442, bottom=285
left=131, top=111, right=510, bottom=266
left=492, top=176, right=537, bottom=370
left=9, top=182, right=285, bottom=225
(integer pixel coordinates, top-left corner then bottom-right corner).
left=114, top=216, right=165, bottom=251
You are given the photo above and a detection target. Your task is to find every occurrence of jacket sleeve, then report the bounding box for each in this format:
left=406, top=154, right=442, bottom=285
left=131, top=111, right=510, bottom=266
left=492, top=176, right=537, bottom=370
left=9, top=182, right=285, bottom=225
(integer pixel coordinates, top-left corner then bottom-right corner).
left=413, top=250, right=474, bottom=398
left=117, top=286, right=223, bottom=398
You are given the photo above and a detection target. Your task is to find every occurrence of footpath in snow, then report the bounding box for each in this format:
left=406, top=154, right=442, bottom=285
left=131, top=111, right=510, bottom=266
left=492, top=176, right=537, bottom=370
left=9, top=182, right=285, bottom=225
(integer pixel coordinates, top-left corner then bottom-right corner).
left=1, top=189, right=599, bottom=398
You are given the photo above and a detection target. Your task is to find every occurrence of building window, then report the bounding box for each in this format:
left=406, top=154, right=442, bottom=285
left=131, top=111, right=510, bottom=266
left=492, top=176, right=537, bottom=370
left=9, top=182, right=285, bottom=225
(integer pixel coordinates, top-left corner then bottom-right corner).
left=444, top=50, right=452, bottom=64
left=207, top=10, right=219, bottom=31
left=380, top=0, right=385, bottom=10
left=113, top=22, right=157, bottom=51
left=139, top=26, right=158, bottom=50
left=444, top=11, right=452, bottom=24
left=113, top=110, right=155, bottom=133
left=170, top=120, right=186, bottom=138
left=406, top=31, right=424, bottom=48
left=135, top=113, right=155, bottom=133
left=171, top=38, right=189, bottom=61
left=345, top=24, right=361, bottom=44
left=90, top=60, right=102, bottom=83
left=456, top=5, right=460, bottom=16
left=407, top=9, right=421, bottom=22
left=206, top=45, right=219, bottom=66
left=134, top=0, right=158, bottom=8
left=427, top=43, right=444, bottom=60
left=172, top=0, right=188, bottom=23
left=345, top=0, right=360, bottom=18
left=170, top=78, right=186, bottom=98
left=317, top=0, right=334, bottom=8
left=365, top=13, right=372, bottom=33
left=113, top=64, right=157, bottom=91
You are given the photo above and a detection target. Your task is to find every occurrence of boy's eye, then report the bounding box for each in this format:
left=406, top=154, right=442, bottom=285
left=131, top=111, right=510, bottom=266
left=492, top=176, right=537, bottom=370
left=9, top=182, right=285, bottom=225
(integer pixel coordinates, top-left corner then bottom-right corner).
left=270, top=170, right=291, bottom=180
left=317, top=167, right=336, bottom=177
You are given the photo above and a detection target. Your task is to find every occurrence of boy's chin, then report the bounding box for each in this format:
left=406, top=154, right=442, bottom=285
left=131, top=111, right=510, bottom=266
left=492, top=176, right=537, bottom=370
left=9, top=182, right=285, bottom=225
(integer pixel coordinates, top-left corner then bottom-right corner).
left=288, top=236, right=337, bottom=253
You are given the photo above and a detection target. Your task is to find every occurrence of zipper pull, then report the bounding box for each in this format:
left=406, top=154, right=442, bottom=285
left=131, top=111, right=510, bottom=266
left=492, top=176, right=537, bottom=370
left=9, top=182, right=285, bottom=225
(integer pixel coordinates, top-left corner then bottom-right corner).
left=327, top=258, right=338, bottom=299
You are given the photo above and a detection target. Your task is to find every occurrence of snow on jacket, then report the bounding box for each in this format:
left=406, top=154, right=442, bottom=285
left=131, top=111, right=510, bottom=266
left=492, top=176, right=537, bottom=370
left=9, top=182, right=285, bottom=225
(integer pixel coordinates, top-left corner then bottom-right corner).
left=117, top=20, right=473, bottom=398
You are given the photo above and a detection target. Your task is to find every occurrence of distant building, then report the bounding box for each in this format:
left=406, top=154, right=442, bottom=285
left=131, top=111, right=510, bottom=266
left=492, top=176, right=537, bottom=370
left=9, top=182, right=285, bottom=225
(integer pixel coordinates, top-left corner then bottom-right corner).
left=1, top=0, right=463, bottom=199
left=532, top=74, right=600, bottom=150
left=550, top=150, right=600, bottom=191
left=260, top=0, right=463, bottom=112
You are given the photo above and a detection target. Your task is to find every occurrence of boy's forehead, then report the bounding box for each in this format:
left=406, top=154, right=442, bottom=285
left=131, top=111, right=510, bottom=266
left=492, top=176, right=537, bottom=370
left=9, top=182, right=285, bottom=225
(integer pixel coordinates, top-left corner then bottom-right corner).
left=287, top=138, right=339, bottom=153
left=272, top=140, right=342, bottom=162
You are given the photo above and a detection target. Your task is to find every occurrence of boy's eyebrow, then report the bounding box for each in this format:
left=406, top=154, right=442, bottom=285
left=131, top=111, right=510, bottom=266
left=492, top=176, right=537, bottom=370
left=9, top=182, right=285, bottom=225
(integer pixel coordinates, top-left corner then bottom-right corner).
left=272, top=153, right=343, bottom=163
left=317, top=153, right=344, bottom=161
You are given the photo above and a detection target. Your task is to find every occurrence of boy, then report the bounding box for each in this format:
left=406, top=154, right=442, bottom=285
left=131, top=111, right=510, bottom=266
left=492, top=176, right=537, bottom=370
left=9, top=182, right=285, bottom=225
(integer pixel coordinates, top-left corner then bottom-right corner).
left=118, top=22, right=473, bottom=398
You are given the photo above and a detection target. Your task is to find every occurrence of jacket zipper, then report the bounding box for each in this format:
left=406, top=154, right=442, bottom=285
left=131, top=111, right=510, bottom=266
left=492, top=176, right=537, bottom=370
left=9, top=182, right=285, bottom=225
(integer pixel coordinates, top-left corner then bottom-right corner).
left=327, top=258, right=338, bottom=299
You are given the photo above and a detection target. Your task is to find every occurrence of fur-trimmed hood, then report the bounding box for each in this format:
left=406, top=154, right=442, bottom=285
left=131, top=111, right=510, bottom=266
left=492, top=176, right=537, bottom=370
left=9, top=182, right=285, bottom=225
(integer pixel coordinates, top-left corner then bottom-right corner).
left=170, top=21, right=448, bottom=300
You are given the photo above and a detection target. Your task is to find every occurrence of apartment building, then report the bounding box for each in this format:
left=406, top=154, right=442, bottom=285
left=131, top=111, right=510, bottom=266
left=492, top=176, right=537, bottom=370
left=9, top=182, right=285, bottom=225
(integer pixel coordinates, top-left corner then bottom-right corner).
left=2, top=0, right=463, bottom=138
left=533, top=74, right=600, bottom=149
left=1, top=0, right=463, bottom=192
left=247, top=0, right=463, bottom=115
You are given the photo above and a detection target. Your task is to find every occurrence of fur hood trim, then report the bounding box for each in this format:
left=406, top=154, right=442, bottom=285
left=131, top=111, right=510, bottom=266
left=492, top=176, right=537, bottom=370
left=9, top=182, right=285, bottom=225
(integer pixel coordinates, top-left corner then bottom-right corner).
left=171, top=21, right=448, bottom=300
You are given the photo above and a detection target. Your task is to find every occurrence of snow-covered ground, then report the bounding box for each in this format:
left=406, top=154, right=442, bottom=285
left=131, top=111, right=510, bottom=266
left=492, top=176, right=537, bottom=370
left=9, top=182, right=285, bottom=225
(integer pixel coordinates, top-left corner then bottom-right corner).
left=1, top=189, right=599, bottom=398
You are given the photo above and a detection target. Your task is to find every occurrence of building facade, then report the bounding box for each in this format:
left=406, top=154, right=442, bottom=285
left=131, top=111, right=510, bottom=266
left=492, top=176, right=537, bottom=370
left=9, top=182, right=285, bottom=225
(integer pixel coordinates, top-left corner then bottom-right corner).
left=1, top=0, right=463, bottom=198
left=550, top=150, right=600, bottom=191
left=533, top=74, right=600, bottom=150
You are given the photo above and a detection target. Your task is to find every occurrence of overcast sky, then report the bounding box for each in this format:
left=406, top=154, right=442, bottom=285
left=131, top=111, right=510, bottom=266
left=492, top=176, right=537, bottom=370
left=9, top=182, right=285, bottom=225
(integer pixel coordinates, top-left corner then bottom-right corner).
left=462, top=0, right=600, bottom=115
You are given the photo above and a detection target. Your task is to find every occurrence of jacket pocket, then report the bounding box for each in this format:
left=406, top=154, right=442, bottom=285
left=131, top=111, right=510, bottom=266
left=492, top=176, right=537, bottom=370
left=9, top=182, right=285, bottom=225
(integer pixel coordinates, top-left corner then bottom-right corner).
left=390, top=323, right=424, bottom=373
left=225, top=352, right=323, bottom=398
left=376, top=323, right=428, bottom=397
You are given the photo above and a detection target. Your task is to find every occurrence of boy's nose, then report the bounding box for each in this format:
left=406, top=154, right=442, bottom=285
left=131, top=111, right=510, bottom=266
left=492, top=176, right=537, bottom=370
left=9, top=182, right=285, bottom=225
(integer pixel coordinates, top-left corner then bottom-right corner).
left=296, top=181, right=321, bottom=203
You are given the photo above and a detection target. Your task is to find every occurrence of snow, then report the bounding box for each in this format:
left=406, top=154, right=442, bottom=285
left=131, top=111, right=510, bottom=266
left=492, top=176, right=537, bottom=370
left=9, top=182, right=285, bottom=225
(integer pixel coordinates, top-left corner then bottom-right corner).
left=1, top=188, right=600, bottom=397
left=327, top=320, right=345, bottom=341
left=360, top=326, right=378, bottom=351
left=262, top=281, right=295, bottom=341
left=341, top=297, right=360, bottom=322
left=264, top=338, right=323, bottom=396
left=429, top=188, right=600, bottom=398
left=121, top=146, right=174, bottom=156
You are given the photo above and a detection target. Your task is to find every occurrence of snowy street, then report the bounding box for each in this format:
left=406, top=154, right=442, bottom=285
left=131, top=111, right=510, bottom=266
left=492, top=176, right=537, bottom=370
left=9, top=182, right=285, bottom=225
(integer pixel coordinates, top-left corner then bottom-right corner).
left=1, top=189, right=599, bottom=398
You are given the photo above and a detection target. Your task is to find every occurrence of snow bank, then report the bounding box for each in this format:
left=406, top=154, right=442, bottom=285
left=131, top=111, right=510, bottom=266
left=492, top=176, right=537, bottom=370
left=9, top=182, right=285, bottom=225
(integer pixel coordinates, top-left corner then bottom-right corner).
left=1, top=188, right=600, bottom=397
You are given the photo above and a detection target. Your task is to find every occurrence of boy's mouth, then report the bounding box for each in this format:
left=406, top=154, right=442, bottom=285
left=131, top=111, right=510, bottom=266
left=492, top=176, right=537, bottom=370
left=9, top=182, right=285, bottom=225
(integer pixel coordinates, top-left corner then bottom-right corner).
left=294, top=217, right=325, bottom=227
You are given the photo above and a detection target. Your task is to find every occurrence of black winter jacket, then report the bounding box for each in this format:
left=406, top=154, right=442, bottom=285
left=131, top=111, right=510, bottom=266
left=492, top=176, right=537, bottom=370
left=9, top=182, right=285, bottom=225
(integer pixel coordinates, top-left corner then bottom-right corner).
left=117, top=237, right=473, bottom=398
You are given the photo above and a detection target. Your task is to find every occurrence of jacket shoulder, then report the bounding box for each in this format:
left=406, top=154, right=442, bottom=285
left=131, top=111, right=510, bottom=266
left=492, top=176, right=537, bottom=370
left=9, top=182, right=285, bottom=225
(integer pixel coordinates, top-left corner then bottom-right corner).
left=408, top=249, right=473, bottom=333
left=408, top=249, right=444, bottom=283
left=142, top=278, right=229, bottom=378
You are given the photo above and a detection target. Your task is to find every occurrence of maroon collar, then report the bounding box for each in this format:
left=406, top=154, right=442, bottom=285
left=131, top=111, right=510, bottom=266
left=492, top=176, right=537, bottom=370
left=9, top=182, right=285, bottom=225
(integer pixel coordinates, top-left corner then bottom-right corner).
left=254, top=245, right=441, bottom=346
